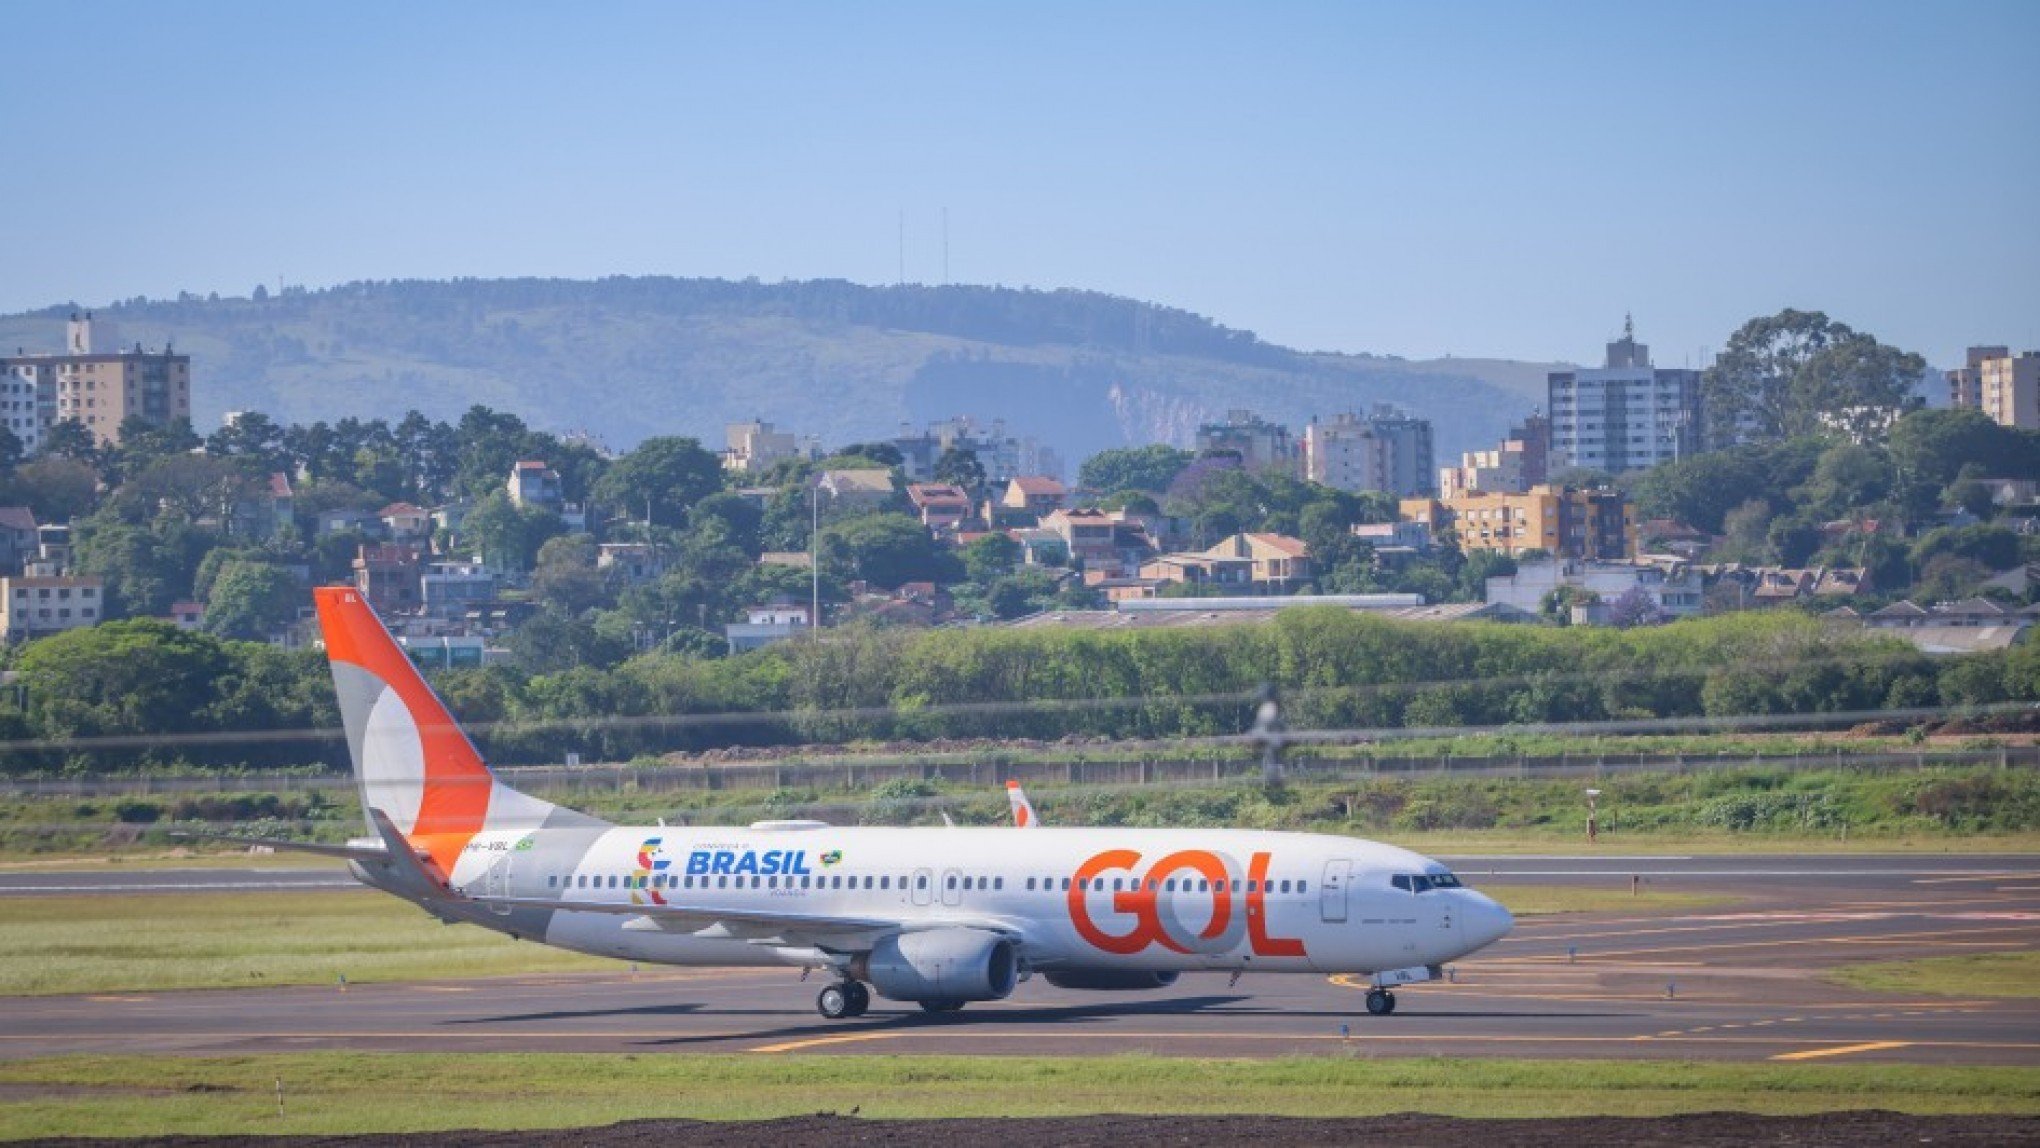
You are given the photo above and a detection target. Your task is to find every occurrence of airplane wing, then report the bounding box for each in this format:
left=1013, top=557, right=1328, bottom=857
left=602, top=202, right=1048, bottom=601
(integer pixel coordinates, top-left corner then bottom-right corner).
left=1007, top=779, right=1040, bottom=828
left=467, top=893, right=1023, bottom=947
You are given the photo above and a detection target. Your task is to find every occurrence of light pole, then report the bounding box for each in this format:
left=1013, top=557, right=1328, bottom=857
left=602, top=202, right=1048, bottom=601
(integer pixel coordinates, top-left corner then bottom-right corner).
left=809, top=479, right=821, bottom=637
left=1585, top=787, right=1602, bottom=845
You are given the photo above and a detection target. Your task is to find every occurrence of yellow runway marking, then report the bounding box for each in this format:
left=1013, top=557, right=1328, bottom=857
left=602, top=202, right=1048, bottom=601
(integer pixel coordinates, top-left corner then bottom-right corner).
left=1912, top=875, right=2025, bottom=884
left=82, top=995, right=150, bottom=1003
left=749, top=1032, right=904, bottom=1054
left=1771, top=1041, right=1913, bottom=1061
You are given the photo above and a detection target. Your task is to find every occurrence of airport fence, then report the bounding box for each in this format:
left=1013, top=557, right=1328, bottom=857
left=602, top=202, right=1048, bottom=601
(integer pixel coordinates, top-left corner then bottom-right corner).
left=3, top=743, right=2034, bottom=798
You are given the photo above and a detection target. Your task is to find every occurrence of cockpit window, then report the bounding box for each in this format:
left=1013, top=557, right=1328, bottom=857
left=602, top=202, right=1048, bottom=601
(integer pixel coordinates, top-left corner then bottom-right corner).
left=1392, top=872, right=1463, bottom=893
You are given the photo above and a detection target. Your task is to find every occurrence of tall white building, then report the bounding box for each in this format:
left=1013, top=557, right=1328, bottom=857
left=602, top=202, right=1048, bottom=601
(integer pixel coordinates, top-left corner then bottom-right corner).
left=1547, top=319, right=1703, bottom=474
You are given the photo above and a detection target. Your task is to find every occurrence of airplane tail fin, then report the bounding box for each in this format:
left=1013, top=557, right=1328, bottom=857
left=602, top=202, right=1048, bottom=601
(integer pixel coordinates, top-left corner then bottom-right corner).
left=1006, top=779, right=1040, bottom=829
left=314, top=587, right=602, bottom=872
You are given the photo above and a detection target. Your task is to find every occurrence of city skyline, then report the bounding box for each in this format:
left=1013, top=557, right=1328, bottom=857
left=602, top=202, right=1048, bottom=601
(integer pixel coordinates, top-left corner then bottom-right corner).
left=2, top=1, right=2036, bottom=370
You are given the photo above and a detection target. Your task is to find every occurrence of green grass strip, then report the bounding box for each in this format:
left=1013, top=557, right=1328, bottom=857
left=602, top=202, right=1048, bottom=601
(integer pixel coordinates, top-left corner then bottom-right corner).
left=0, top=1054, right=2035, bottom=1139
left=1830, top=951, right=2040, bottom=999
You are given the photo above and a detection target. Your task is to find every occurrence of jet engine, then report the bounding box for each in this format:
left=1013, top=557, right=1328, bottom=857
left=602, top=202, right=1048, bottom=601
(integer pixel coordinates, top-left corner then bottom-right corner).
left=854, top=928, right=1019, bottom=1003
left=1042, top=970, right=1181, bottom=991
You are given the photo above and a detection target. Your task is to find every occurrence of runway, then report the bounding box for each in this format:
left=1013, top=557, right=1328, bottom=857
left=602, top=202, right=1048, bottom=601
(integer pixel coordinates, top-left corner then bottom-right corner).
left=2, top=854, right=2035, bottom=1065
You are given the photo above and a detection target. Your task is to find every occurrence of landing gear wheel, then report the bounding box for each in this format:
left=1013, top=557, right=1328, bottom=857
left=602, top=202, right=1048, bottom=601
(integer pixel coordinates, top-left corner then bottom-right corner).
left=817, top=983, right=854, bottom=1019
left=918, top=999, right=966, bottom=1014
left=1364, top=988, right=1397, bottom=1016
left=844, top=980, right=871, bottom=1017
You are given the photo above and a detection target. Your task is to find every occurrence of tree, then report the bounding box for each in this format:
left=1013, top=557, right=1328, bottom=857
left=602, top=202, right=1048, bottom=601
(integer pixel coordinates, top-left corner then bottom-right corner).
left=689, top=491, right=764, bottom=555
left=932, top=447, right=987, bottom=492
left=592, top=436, right=722, bottom=528
left=961, top=532, right=1021, bottom=584
left=1887, top=408, right=2035, bottom=488
left=70, top=516, right=211, bottom=618
left=461, top=491, right=564, bottom=572
left=1703, top=310, right=1923, bottom=445
left=0, top=424, right=22, bottom=473
left=41, top=419, right=99, bottom=463
left=13, top=620, right=234, bottom=739
left=4, top=457, right=100, bottom=522
left=205, top=411, right=291, bottom=475
left=1079, top=444, right=1195, bottom=494
left=821, top=513, right=960, bottom=589
left=202, top=560, right=301, bottom=640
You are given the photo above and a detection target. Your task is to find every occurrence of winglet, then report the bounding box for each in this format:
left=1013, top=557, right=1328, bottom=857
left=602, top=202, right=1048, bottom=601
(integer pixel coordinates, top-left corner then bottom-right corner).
left=1006, top=779, right=1040, bottom=829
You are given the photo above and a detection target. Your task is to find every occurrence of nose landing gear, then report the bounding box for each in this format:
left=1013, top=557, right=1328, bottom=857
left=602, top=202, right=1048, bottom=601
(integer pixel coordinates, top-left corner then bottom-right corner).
left=1364, top=988, right=1397, bottom=1016
left=816, top=980, right=872, bottom=1019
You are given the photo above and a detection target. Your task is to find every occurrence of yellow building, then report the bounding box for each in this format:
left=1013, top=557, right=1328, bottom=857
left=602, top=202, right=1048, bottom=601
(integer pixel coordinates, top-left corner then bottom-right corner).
left=1980, top=351, right=2040, bottom=430
left=1400, top=485, right=1635, bottom=560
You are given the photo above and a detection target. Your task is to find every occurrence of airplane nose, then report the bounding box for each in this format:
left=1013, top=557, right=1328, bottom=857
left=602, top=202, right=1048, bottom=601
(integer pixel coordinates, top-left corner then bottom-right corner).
left=1462, top=893, right=1513, bottom=951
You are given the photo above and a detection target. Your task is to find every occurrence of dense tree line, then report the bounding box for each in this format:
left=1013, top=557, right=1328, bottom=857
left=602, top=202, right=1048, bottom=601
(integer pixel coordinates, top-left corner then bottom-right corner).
left=5, top=608, right=2031, bottom=776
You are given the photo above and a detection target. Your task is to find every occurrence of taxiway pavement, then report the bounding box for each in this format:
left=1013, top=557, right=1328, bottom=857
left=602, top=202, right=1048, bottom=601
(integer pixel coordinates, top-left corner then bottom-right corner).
left=2, top=854, right=2034, bottom=1065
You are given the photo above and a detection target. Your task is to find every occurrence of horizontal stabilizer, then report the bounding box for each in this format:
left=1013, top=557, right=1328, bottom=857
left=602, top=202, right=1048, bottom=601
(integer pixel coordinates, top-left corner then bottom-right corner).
left=169, top=832, right=388, bottom=862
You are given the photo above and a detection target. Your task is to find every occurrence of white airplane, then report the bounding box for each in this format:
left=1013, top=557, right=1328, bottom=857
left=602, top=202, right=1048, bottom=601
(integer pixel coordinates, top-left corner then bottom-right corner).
left=265, top=587, right=1512, bottom=1020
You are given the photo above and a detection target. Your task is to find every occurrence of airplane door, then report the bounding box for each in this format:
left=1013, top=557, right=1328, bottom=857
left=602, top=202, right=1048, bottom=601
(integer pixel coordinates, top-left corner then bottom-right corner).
left=911, top=868, right=934, bottom=907
left=486, top=853, right=512, bottom=915
left=940, top=868, right=964, bottom=907
left=1320, top=859, right=1351, bottom=923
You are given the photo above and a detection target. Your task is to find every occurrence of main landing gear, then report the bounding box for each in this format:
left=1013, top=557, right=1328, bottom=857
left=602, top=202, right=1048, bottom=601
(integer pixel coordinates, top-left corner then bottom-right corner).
left=1364, top=988, right=1397, bottom=1016
left=816, top=980, right=871, bottom=1019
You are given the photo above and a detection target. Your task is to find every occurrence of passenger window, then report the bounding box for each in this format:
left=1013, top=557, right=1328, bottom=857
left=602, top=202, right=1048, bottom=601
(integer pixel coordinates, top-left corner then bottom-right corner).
left=547, top=876, right=557, bottom=888
left=1026, top=877, right=1036, bottom=891
left=946, top=875, right=956, bottom=889
left=1298, top=881, right=1308, bottom=894
left=1230, top=880, right=1240, bottom=893
left=608, top=875, right=618, bottom=889
left=1198, top=880, right=1210, bottom=893
left=881, top=876, right=891, bottom=890
left=1062, top=877, right=1072, bottom=891
left=1279, top=880, right=1290, bottom=894
left=717, top=876, right=728, bottom=888
left=994, top=877, right=1004, bottom=890
left=767, top=876, right=778, bottom=888
left=863, top=876, right=874, bottom=889
left=917, top=875, right=928, bottom=889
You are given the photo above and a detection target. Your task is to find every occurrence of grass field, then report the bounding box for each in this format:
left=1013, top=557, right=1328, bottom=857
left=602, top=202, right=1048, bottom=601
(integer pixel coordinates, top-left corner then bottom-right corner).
left=0, top=890, right=610, bottom=996
left=1830, top=951, right=2040, bottom=999
left=0, top=1054, right=2035, bottom=1139
left=0, top=881, right=1719, bottom=998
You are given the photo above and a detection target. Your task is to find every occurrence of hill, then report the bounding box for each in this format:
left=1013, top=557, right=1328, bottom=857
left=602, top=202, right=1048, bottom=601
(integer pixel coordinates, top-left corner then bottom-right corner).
left=0, top=278, right=1558, bottom=465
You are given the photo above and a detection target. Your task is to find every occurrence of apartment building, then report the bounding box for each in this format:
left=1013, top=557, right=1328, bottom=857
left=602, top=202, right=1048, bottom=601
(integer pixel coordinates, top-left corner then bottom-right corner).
left=1302, top=406, right=1437, bottom=496
left=1196, top=410, right=1298, bottom=476
left=1400, top=484, right=1636, bottom=560
left=1439, top=414, right=1551, bottom=498
left=0, top=314, right=192, bottom=450
left=723, top=420, right=809, bottom=473
left=1547, top=319, right=1702, bottom=473
left=0, top=575, right=106, bottom=642
left=1947, top=346, right=2005, bottom=411
left=1980, top=351, right=2040, bottom=430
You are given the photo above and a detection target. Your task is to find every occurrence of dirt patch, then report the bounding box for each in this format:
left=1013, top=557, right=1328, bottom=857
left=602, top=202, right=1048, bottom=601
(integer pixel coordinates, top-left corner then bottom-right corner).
left=18, top=1113, right=2040, bottom=1147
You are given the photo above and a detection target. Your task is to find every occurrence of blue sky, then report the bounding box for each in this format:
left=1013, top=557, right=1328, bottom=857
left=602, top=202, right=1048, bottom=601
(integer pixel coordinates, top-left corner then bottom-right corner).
left=3, top=1, right=2035, bottom=367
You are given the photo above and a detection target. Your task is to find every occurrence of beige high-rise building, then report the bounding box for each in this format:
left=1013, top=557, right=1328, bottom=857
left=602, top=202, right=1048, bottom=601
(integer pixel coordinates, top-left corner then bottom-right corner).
left=1979, top=350, right=2040, bottom=430
left=1947, top=345, right=2006, bottom=411
left=0, top=313, right=192, bottom=450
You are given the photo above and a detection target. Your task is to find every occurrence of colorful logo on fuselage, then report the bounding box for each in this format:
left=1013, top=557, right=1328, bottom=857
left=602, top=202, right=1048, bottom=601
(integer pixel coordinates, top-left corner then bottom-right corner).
left=1067, top=848, right=1305, bottom=959
left=684, top=849, right=813, bottom=877
left=632, top=837, right=671, bottom=905
left=819, top=850, right=843, bottom=867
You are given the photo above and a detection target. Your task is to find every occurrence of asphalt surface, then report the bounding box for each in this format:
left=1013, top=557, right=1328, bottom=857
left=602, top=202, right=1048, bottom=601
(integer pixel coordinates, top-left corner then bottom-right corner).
left=2, top=853, right=2036, bottom=1065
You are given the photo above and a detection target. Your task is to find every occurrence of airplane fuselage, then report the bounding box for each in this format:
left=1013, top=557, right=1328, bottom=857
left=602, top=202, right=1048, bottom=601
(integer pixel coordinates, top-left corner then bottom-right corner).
left=356, top=824, right=1512, bottom=978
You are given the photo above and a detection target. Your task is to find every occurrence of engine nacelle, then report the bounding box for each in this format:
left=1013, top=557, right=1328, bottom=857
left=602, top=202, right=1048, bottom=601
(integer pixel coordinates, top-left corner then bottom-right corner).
left=1042, top=969, right=1182, bottom=992
left=855, top=928, right=1018, bottom=1003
